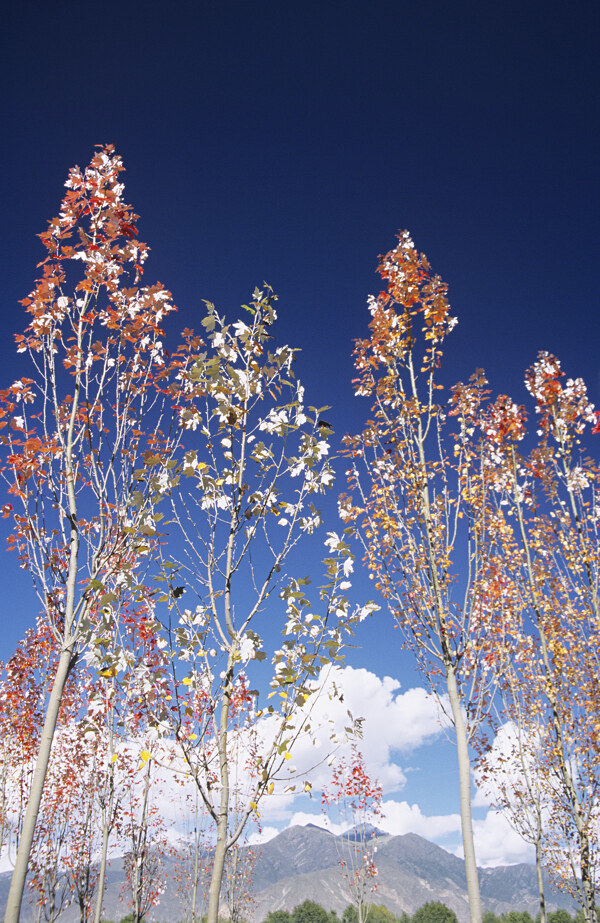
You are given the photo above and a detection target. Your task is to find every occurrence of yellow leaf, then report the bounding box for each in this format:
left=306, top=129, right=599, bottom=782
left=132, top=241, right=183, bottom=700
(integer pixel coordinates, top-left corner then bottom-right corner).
left=304, top=781, right=312, bottom=792
left=267, top=781, right=275, bottom=795
left=284, top=752, right=292, bottom=760
left=98, top=666, right=117, bottom=678
left=140, top=750, right=151, bottom=763
left=183, top=677, right=192, bottom=685
left=111, top=754, right=118, bottom=764
left=188, top=732, right=198, bottom=740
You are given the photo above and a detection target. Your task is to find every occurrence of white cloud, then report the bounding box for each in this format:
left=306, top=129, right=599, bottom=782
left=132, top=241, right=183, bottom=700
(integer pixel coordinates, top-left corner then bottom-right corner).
left=378, top=799, right=461, bottom=839
left=246, top=825, right=281, bottom=846
left=473, top=720, right=541, bottom=808
left=255, top=665, right=447, bottom=797
left=148, top=665, right=449, bottom=838
left=287, top=811, right=332, bottom=831
left=266, top=800, right=533, bottom=869
left=0, top=668, right=536, bottom=875
left=471, top=810, right=535, bottom=867
left=137, top=681, right=541, bottom=870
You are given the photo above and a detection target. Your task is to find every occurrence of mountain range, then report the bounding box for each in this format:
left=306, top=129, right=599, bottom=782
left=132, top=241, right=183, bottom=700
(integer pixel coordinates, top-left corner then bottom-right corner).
left=0, top=825, right=576, bottom=923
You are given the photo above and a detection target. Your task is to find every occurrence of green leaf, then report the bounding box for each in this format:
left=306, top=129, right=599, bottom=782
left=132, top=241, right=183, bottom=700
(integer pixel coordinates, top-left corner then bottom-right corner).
left=88, top=579, right=105, bottom=592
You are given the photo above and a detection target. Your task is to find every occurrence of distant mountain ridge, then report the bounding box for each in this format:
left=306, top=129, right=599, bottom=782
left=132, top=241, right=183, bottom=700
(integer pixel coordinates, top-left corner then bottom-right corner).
left=0, top=824, right=576, bottom=923
left=249, top=825, right=575, bottom=923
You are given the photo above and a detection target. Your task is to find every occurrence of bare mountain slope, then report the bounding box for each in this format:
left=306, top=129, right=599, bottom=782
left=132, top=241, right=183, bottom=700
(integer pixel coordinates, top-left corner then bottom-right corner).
left=0, top=825, right=576, bottom=923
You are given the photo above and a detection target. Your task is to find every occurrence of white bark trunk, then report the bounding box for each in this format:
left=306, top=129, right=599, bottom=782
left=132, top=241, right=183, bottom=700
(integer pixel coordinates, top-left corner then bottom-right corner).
left=93, top=767, right=115, bottom=923
left=535, top=837, right=546, bottom=923
left=206, top=674, right=232, bottom=923
left=446, top=662, right=482, bottom=923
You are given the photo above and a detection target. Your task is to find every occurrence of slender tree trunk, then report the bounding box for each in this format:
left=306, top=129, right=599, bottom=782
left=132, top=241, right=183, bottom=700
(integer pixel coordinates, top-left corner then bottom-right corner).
left=206, top=681, right=232, bottom=923
left=535, top=836, right=546, bottom=923
left=93, top=766, right=115, bottom=923
left=93, top=815, right=110, bottom=923
left=47, top=867, right=57, bottom=923
left=4, top=646, right=75, bottom=923
left=206, top=822, right=227, bottom=923
left=132, top=759, right=152, bottom=923
left=446, top=662, right=482, bottom=923
left=579, top=834, right=596, bottom=923
left=191, top=817, right=201, bottom=923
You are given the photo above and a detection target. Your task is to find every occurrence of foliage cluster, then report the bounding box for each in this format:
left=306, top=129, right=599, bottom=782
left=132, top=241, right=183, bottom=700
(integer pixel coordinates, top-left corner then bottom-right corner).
left=2, top=148, right=600, bottom=923
left=101, top=905, right=584, bottom=923
left=263, top=902, right=582, bottom=923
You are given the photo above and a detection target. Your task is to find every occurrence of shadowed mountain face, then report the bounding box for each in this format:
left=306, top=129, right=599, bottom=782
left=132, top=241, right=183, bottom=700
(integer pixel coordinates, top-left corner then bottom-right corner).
left=0, top=825, right=576, bottom=923
left=250, top=827, right=575, bottom=923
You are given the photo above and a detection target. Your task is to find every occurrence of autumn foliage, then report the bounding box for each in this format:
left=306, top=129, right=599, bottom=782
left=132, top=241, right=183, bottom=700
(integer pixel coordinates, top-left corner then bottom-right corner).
left=0, top=146, right=364, bottom=923
left=2, top=152, right=600, bottom=923
left=341, top=231, right=600, bottom=923
left=322, top=747, right=382, bottom=923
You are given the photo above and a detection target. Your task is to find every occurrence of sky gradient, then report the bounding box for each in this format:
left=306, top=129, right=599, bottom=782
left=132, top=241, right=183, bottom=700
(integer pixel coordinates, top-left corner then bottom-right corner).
left=1, top=0, right=599, bottom=867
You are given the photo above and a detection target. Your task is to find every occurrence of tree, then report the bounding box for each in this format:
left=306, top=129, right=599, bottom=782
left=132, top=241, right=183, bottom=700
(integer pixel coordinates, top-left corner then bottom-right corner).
left=264, top=912, right=293, bottom=923
left=365, top=906, right=402, bottom=923
left=152, top=292, right=371, bottom=923
left=341, top=232, right=497, bottom=923
left=476, top=708, right=549, bottom=923
left=475, top=354, right=600, bottom=920
left=172, top=786, right=210, bottom=923
left=322, top=746, right=382, bottom=923
left=547, top=913, right=573, bottom=923
left=482, top=914, right=501, bottom=923
left=500, top=914, right=534, bottom=923
left=0, top=145, right=180, bottom=922
left=1, top=146, right=370, bottom=923
left=222, top=836, right=257, bottom=923
left=120, top=745, right=168, bottom=923
left=411, top=903, right=458, bottom=923
left=293, top=901, right=330, bottom=923
left=28, top=714, right=101, bottom=923
left=0, top=618, right=57, bottom=869
left=89, top=590, right=174, bottom=923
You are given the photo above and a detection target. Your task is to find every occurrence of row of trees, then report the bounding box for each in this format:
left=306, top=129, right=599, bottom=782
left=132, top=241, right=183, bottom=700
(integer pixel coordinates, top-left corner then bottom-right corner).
left=0, top=146, right=369, bottom=923
left=1, top=148, right=599, bottom=923
left=265, top=900, right=455, bottom=923
left=339, top=233, right=600, bottom=922
left=101, top=903, right=583, bottom=923
left=264, top=902, right=582, bottom=923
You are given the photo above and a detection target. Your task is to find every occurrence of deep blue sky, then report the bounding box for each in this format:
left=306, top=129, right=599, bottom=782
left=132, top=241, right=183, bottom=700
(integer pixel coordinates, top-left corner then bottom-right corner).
left=2, top=0, right=599, bottom=710
left=3, top=1, right=598, bottom=418
left=1, top=0, right=599, bottom=855
left=3, top=0, right=599, bottom=619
